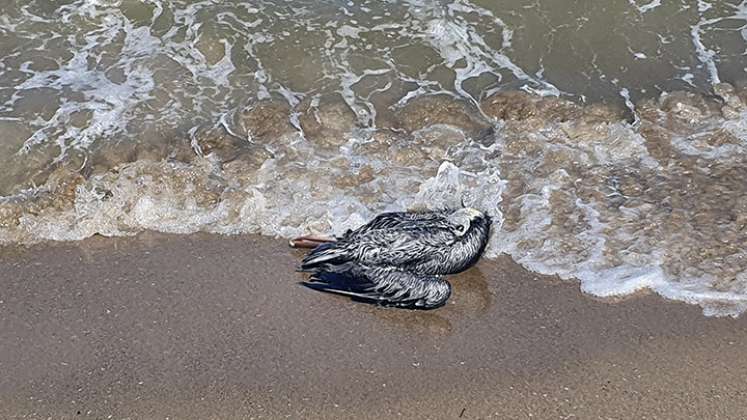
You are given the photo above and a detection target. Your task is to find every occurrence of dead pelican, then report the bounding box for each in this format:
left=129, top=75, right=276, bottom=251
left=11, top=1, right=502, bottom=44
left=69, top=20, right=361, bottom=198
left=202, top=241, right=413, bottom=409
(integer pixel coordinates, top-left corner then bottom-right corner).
left=294, top=208, right=492, bottom=309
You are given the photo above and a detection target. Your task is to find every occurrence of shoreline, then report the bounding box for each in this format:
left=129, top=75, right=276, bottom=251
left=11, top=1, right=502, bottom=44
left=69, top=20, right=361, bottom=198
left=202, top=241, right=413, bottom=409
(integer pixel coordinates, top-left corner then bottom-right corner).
left=2, top=232, right=747, bottom=419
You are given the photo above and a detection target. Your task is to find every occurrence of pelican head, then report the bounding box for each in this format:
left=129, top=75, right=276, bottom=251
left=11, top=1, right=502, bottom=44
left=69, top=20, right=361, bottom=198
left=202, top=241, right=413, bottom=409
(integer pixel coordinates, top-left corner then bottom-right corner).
left=447, top=207, right=491, bottom=238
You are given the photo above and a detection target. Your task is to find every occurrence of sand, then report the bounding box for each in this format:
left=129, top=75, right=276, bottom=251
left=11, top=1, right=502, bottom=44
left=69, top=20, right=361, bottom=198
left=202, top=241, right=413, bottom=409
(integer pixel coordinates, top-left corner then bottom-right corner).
left=1, top=232, right=747, bottom=419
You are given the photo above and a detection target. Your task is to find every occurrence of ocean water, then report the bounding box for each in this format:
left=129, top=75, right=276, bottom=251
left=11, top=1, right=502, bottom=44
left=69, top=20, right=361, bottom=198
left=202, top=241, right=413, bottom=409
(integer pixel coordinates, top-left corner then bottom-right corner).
left=1, top=0, right=746, bottom=316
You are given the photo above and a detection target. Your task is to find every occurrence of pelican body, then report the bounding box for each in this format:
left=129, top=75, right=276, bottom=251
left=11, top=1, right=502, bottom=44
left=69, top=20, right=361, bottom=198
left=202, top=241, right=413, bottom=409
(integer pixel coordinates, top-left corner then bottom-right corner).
left=298, top=207, right=492, bottom=309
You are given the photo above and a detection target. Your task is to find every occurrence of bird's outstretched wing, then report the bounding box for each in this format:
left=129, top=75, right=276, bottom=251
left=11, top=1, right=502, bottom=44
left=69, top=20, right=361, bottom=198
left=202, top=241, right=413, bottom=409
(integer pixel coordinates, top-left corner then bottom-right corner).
left=302, top=265, right=451, bottom=309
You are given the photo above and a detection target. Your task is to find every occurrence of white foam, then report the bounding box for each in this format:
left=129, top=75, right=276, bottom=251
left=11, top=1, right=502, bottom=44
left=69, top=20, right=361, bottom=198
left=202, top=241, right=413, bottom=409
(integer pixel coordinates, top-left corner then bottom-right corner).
left=690, top=21, right=721, bottom=85
left=628, top=0, right=663, bottom=13
left=405, top=0, right=560, bottom=100
left=13, top=14, right=156, bottom=159
left=619, top=88, right=641, bottom=127
left=670, top=110, right=747, bottom=160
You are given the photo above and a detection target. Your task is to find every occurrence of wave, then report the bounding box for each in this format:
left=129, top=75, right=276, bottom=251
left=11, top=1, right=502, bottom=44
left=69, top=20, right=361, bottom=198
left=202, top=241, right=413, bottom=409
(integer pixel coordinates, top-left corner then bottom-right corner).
left=2, top=86, right=747, bottom=316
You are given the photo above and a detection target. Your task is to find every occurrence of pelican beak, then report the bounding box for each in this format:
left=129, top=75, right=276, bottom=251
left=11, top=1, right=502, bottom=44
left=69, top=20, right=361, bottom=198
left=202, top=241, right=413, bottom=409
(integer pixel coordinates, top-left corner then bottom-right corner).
left=289, top=234, right=336, bottom=248
left=464, top=207, right=484, bottom=220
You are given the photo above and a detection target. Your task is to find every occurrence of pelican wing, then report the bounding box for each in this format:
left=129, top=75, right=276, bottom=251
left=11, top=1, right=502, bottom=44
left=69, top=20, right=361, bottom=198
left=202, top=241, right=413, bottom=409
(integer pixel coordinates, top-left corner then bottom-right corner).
left=301, top=224, right=456, bottom=270
left=343, top=211, right=448, bottom=239
left=303, top=265, right=451, bottom=309
left=351, top=226, right=455, bottom=266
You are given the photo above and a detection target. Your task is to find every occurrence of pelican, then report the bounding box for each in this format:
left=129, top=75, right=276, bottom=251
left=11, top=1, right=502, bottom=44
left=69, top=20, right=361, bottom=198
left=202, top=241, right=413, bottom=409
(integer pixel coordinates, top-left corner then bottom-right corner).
left=292, top=207, right=492, bottom=309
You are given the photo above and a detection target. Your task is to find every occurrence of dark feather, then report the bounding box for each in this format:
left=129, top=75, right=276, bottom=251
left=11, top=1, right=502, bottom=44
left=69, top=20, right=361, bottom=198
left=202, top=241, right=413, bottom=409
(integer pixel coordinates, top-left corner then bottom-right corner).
left=303, top=265, right=451, bottom=309
left=300, top=242, right=347, bottom=270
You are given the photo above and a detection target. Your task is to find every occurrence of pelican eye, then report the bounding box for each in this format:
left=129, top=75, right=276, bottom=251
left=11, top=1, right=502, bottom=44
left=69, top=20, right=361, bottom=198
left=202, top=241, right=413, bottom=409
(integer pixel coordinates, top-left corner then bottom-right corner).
left=455, top=223, right=468, bottom=235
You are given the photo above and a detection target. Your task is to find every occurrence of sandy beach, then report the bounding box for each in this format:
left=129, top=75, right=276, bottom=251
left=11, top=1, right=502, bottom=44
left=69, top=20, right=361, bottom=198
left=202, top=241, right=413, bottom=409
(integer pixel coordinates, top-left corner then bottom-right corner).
left=1, top=232, right=746, bottom=419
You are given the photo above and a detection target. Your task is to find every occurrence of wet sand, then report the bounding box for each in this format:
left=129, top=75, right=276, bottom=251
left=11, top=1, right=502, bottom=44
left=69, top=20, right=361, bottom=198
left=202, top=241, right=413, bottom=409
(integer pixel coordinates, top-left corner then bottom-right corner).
left=1, top=232, right=746, bottom=419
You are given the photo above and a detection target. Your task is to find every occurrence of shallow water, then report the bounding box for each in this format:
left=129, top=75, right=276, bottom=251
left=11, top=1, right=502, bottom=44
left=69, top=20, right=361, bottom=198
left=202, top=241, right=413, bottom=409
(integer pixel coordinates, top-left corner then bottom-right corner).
left=0, top=0, right=746, bottom=316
